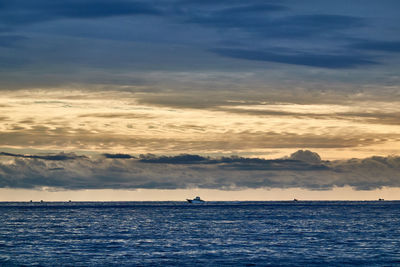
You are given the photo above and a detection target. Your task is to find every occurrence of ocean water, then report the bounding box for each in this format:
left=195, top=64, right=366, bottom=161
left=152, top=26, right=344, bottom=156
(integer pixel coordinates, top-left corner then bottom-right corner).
left=1, top=201, right=400, bottom=266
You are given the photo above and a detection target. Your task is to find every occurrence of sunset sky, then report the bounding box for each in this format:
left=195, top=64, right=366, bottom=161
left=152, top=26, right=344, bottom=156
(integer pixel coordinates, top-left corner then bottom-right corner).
left=1, top=0, right=400, bottom=200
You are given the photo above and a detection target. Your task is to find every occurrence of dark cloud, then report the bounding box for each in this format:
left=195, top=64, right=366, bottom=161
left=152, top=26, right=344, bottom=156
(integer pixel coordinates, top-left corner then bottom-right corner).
left=1, top=150, right=400, bottom=191
left=185, top=4, right=287, bottom=30
left=180, top=4, right=375, bottom=70
left=18, top=118, right=35, bottom=124
left=103, top=153, right=135, bottom=159
left=175, top=0, right=272, bottom=7
left=173, top=3, right=396, bottom=70
left=218, top=159, right=329, bottom=172
left=79, top=113, right=154, bottom=119
left=0, top=151, right=85, bottom=161
left=212, top=48, right=377, bottom=69
left=216, top=4, right=287, bottom=15
left=0, top=0, right=161, bottom=28
left=280, top=14, right=364, bottom=32
left=352, top=41, right=400, bottom=53
left=139, top=153, right=209, bottom=164
left=188, top=12, right=364, bottom=38
left=138, top=153, right=328, bottom=171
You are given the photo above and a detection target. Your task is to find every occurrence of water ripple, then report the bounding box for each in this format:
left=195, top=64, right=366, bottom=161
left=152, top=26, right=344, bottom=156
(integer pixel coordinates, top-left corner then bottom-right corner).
left=0, top=201, right=399, bottom=266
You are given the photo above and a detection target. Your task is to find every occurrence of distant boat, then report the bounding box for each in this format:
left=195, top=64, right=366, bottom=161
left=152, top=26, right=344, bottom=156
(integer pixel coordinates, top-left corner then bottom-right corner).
left=186, top=196, right=205, bottom=204
left=379, top=198, right=384, bottom=201
left=293, top=198, right=298, bottom=202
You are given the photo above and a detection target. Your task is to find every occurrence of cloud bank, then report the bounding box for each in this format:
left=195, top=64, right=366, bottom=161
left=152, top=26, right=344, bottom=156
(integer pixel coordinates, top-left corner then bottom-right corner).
left=1, top=150, right=399, bottom=191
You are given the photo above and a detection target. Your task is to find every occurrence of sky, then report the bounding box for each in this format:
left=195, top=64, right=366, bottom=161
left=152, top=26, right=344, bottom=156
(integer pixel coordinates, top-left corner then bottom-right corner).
left=1, top=0, right=400, bottom=201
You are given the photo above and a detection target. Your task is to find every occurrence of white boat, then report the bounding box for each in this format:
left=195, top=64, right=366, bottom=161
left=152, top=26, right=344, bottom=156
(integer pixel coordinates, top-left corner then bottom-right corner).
left=186, top=196, right=205, bottom=204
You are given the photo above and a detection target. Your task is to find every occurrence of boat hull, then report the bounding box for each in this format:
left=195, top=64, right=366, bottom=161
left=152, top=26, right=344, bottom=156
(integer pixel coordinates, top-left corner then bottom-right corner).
left=186, top=199, right=205, bottom=204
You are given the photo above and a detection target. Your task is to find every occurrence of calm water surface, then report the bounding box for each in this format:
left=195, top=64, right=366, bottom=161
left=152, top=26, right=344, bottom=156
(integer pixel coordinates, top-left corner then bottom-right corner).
left=1, top=201, right=400, bottom=266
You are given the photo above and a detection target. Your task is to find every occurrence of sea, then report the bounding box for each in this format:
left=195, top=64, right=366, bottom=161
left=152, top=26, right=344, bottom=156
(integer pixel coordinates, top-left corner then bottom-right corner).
left=1, top=201, right=400, bottom=266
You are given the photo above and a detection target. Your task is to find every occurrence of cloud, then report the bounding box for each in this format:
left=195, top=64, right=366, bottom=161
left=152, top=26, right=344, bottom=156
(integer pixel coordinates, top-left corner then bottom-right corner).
left=0, top=0, right=394, bottom=73
left=330, top=156, right=400, bottom=190
left=138, top=153, right=328, bottom=171
left=103, top=153, right=135, bottom=159
left=288, top=150, right=321, bottom=164
left=188, top=12, right=364, bottom=38
left=179, top=4, right=380, bottom=69
left=1, top=150, right=400, bottom=191
left=216, top=107, right=400, bottom=125
left=0, top=0, right=398, bottom=96
left=79, top=113, right=154, bottom=119
left=215, top=3, right=288, bottom=15
left=0, top=122, right=398, bottom=153
left=0, top=0, right=161, bottom=28
left=139, top=153, right=209, bottom=164
left=0, top=151, right=85, bottom=161
left=211, top=48, right=377, bottom=69
left=352, top=41, right=400, bottom=53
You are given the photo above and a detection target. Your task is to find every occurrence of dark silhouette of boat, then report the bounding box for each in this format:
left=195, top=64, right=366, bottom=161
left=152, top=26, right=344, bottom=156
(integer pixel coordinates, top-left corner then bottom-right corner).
left=186, top=196, right=205, bottom=204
